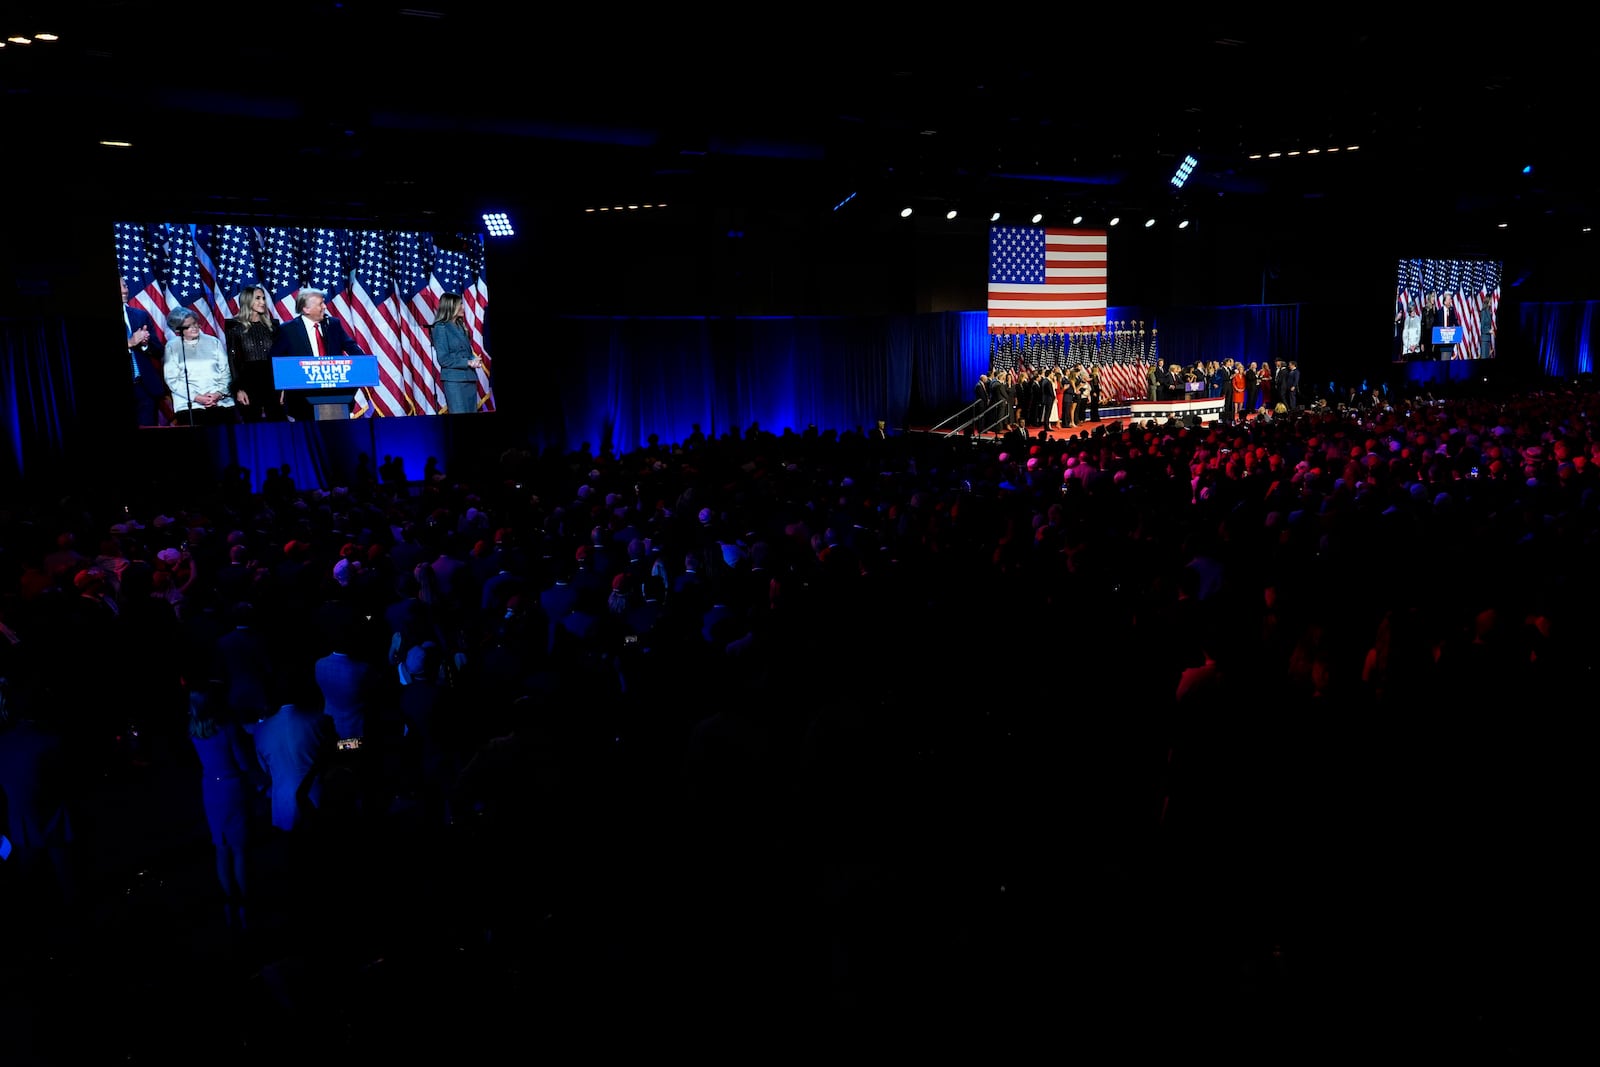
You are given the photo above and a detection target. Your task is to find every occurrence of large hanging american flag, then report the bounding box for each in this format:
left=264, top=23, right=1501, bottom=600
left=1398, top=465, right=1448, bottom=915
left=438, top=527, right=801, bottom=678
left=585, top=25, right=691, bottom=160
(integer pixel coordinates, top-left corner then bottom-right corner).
left=988, top=225, right=1108, bottom=330
left=114, top=222, right=492, bottom=415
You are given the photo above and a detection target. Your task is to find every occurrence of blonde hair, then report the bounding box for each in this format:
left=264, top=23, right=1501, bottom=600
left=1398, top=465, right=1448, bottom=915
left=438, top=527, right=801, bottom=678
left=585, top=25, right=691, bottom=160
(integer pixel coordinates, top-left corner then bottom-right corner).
left=232, top=285, right=274, bottom=326
left=433, top=292, right=465, bottom=327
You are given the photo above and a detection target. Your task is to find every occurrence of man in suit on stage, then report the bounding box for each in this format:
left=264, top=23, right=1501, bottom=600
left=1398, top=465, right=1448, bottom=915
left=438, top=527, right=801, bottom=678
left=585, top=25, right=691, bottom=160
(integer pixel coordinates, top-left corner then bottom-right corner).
left=122, top=275, right=169, bottom=426
left=268, top=288, right=364, bottom=420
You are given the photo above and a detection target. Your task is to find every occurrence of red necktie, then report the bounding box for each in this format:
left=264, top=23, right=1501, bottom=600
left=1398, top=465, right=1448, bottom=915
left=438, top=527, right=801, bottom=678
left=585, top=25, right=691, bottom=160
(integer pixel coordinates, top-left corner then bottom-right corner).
left=314, top=320, right=326, bottom=356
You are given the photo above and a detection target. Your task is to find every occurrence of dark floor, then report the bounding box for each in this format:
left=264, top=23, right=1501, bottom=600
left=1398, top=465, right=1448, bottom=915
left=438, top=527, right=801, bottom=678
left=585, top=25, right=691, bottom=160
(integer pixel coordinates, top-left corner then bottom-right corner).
left=0, top=711, right=1578, bottom=1064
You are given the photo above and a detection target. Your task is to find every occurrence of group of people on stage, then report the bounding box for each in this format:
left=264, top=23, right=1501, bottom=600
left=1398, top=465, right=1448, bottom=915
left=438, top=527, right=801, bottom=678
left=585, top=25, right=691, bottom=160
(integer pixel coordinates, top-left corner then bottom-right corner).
left=1395, top=291, right=1496, bottom=361
left=1143, top=358, right=1302, bottom=422
left=123, top=276, right=485, bottom=427
left=975, top=363, right=1104, bottom=433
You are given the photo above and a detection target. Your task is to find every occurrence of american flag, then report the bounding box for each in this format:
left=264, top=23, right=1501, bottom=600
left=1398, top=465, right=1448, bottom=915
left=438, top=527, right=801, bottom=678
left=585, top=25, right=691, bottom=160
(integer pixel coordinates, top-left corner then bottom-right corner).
left=215, top=225, right=263, bottom=316
left=163, top=223, right=227, bottom=341
left=262, top=227, right=303, bottom=323
left=338, top=229, right=404, bottom=418
left=391, top=232, right=444, bottom=415
left=116, top=222, right=170, bottom=341
left=347, top=231, right=440, bottom=418
left=988, top=226, right=1108, bottom=330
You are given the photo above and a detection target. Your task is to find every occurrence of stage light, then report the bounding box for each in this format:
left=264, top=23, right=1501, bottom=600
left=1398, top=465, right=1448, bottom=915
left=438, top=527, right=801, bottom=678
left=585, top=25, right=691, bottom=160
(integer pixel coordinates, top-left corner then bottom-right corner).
left=35, top=33, right=58, bottom=41
left=1325, top=147, right=1340, bottom=152
left=1286, top=150, right=1301, bottom=157
left=1522, top=165, right=1533, bottom=174
left=99, top=140, right=133, bottom=148
left=1346, top=145, right=1359, bottom=151
left=946, top=209, right=958, bottom=220
left=1170, top=154, right=1197, bottom=189
left=7, top=36, right=32, bottom=44
left=1248, top=153, right=1262, bottom=160
left=900, top=207, right=913, bottom=218
left=1072, top=215, right=1083, bottom=225
left=1178, top=220, right=1190, bottom=229
left=990, top=212, right=1000, bottom=222
left=482, top=211, right=515, bottom=237
left=1268, top=152, right=1282, bottom=158
left=833, top=192, right=857, bottom=211
left=1584, top=227, right=1593, bottom=233
left=1108, top=217, right=1120, bottom=226
left=1031, top=213, right=1043, bottom=224
left=1306, top=148, right=1320, bottom=154
left=1497, top=222, right=1508, bottom=229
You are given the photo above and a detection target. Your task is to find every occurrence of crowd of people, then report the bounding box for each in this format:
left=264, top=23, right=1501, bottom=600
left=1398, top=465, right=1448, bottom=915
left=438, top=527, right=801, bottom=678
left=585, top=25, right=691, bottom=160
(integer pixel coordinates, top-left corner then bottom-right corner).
left=0, top=376, right=1592, bottom=1055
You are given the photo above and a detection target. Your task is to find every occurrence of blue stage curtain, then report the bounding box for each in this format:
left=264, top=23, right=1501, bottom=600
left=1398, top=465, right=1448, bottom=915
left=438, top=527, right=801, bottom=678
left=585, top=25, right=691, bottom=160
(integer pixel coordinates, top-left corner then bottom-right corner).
left=548, top=315, right=924, bottom=455
left=0, top=316, right=77, bottom=481
left=908, top=311, right=989, bottom=425
left=1120, top=304, right=1300, bottom=369
left=1518, top=301, right=1597, bottom=378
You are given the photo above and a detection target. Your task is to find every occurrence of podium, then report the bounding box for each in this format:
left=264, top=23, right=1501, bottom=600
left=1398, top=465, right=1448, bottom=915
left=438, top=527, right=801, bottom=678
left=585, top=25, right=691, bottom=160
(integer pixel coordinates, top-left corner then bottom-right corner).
left=273, top=355, right=381, bottom=420
left=1431, top=325, right=1461, bottom=362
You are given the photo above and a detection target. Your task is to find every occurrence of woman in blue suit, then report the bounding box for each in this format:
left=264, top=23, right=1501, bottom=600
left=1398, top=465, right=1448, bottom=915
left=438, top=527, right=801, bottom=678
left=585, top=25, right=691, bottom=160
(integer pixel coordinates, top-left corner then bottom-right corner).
left=429, top=292, right=483, bottom=414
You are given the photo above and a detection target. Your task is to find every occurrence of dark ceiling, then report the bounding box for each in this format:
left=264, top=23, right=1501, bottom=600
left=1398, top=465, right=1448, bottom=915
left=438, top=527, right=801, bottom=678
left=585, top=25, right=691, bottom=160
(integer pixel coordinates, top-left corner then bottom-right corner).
left=4, top=5, right=1596, bottom=306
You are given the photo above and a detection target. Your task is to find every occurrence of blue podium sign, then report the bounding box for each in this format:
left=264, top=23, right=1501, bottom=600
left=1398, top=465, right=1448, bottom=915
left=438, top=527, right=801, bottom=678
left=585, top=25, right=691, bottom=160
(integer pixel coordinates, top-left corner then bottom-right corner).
left=273, top=355, right=381, bottom=390
left=1431, top=326, right=1461, bottom=346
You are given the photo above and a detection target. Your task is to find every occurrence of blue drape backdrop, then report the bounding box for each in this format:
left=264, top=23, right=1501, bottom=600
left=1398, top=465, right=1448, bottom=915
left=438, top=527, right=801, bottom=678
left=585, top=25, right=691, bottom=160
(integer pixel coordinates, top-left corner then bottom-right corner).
left=1519, top=301, right=1596, bottom=378
left=0, top=316, right=78, bottom=482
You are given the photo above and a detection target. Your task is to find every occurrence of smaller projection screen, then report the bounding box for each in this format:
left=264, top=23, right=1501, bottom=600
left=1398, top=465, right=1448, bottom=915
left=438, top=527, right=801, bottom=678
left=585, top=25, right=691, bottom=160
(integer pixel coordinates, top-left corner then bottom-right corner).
left=1393, top=257, right=1500, bottom=363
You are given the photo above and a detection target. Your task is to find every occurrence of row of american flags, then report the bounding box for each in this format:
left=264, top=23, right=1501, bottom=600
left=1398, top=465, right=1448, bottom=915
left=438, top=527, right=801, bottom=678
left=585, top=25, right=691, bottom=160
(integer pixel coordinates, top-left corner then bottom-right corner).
left=989, top=324, right=1159, bottom=402
left=1395, top=257, right=1500, bottom=361
left=116, top=221, right=492, bottom=416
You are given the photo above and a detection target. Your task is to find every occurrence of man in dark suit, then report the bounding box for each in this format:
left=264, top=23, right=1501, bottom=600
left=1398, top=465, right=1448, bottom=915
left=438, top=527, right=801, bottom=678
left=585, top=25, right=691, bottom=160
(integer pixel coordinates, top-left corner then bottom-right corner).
left=1285, top=361, right=1302, bottom=410
left=122, top=275, right=169, bottom=426
left=267, top=287, right=364, bottom=420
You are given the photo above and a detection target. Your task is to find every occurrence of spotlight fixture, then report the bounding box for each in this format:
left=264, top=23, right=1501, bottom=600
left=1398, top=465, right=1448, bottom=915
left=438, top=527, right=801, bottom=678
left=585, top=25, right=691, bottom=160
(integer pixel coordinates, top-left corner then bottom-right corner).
left=900, top=207, right=913, bottom=218
left=1325, top=147, right=1340, bottom=153
left=1497, top=222, right=1508, bottom=229
left=482, top=211, right=515, bottom=237
left=1108, top=217, right=1120, bottom=227
left=946, top=209, right=958, bottom=220
left=1031, top=213, right=1043, bottom=224
left=1144, top=218, right=1156, bottom=228
left=1346, top=145, right=1359, bottom=151
left=1169, top=154, right=1198, bottom=189
left=1306, top=148, right=1320, bottom=154
left=1248, top=154, right=1262, bottom=160
left=1072, top=215, right=1083, bottom=225
left=1178, top=220, right=1190, bottom=229
left=1268, top=152, right=1282, bottom=158
left=35, top=33, right=58, bottom=40
left=1522, top=165, right=1533, bottom=175
left=1286, top=150, right=1301, bottom=157
left=7, top=36, right=32, bottom=45
left=990, top=212, right=1000, bottom=222
left=99, top=140, right=133, bottom=148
